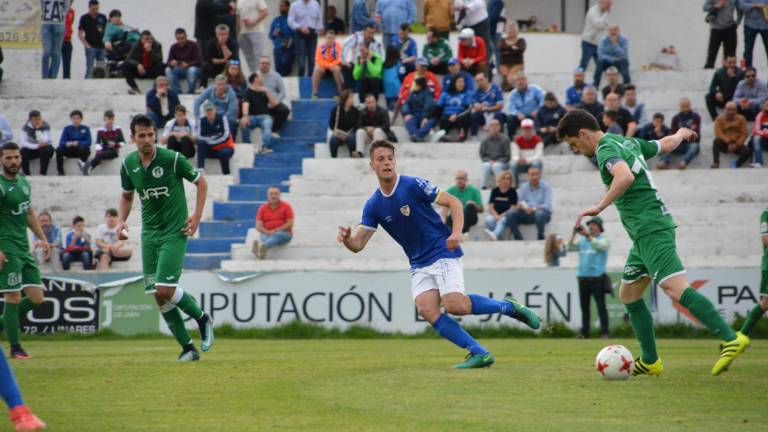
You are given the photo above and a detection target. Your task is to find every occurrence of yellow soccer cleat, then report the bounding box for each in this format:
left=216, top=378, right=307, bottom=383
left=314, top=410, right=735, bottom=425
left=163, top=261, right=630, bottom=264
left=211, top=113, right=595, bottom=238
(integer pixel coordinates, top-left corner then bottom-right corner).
left=712, top=331, right=750, bottom=376
left=632, top=357, right=664, bottom=377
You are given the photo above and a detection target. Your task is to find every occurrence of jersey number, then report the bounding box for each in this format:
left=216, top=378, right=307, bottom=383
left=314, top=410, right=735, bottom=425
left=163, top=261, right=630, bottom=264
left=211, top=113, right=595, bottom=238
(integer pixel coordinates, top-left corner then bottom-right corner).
left=631, top=156, right=670, bottom=216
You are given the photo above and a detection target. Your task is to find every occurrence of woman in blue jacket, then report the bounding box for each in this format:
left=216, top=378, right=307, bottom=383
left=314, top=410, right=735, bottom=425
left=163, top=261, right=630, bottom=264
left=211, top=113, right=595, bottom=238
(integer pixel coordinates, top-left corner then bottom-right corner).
left=433, top=75, right=473, bottom=142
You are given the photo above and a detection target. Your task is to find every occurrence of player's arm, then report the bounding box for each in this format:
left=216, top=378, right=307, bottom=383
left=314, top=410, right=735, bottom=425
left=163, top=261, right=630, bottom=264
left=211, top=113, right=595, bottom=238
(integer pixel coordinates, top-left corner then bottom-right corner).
left=183, top=175, right=208, bottom=236
left=576, top=161, right=634, bottom=225
left=436, top=191, right=463, bottom=250
left=337, top=225, right=375, bottom=253
left=27, top=207, right=51, bottom=260
left=658, top=127, right=698, bottom=154
left=117, top=191, right=134, bottom=236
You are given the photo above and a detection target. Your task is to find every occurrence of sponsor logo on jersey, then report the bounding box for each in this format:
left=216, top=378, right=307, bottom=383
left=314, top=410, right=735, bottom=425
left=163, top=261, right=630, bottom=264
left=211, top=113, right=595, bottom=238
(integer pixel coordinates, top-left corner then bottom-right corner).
left=415, top=178, right=437, bottom=197
left=138, top=187, right=170, bottom=200
left=11, top=200, right=31, bottom=216
left=152, top=166, right=164, bottom=178
left=384, top=215, right=393, bottom=223
left=132, top=167, right=141, bottom=173
left=400, top=205, right=411, bottom=216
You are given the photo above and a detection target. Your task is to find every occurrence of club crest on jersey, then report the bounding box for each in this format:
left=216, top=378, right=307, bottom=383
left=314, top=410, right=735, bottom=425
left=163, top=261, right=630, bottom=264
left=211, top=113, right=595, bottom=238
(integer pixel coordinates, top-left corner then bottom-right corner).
left=400, top=205, right=411, bottom=216
left=152, top=166, right=164, bottom=178
left=21, top=185, right=29, bottom=195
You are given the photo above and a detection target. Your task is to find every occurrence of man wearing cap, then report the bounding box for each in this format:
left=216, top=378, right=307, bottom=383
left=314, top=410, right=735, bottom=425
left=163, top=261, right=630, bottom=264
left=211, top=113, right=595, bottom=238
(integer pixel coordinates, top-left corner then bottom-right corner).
left=197, top=100, right=235, bottom=174
left=458, top=28, right=487, bottom=76
left=454, top=0, right=493, bottom=73
left=470, top=72, right=505, bottom=136
left=568, top=216, right=611, bottom=339
left=512, top=118, right=544, bottom=186
left=507, top=73, right=544, bottom=138
left=194, top=74, right=240, bottom=139
left=442, top=58, right=476, bottom=95
left=422, top=29, right=452, bottom=75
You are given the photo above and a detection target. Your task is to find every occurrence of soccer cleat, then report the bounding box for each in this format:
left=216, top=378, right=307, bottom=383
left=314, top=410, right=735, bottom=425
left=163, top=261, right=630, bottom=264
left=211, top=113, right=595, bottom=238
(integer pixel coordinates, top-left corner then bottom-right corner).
left=504, top=297, right=541, bottom=330
left=9, top=347, right=31, bottom=360
left=9, top=405, right=46, bottom=431
left=453, top=352, right=495, bottom=369
left=632, top=357, right=663, bottom=377
left=712, top=331, right=750, bottom=376
left=198, top=314, right=215, bottom=353
left=177, top=347, right=200, bottom=363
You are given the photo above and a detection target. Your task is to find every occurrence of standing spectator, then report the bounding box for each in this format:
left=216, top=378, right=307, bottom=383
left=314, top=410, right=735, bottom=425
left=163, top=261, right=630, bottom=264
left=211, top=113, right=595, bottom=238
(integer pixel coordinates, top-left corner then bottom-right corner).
left=637, top=112, right=670, bottom=142
left=402, top=77, right=438, bottom=142
left=356, top=94, right=391, bottom=152
left=375, top=0, right=415, bottom=45
left=325, top=5, right=346, bottom=34
left=568, top=217, right=610, bottom=339
left=665, top=98, right=702, bottom=169
left=194, top=0, right=231, bottom=55
left=84, top=109, right=125, bottom=174
left=78, top=0, right=107, bottom=79
left=733, top=67, right=768, bottom=120
left=0, top=114, right=12, bottom=145
left=442, top=58, right=476, bottom=94
left=751, top=99, right=768, bottom=167
left=512, top=119, right=543, bottom=186
left=19, top=110, right=54, bottom=176
left=56, top=110, right=91, bottom=176
left=165, top=28, right=203, bottom=95
left=62, top=216, right=92, bottom=270
left=535, top=92, right=567, bottom=146
left=198, top=101, right=235, bottom=173
left=288, top=0, right=324, bottom=77
left=95, top=208, right=133, bottom=270
left=146, top=76, right=181, bottom=130
left=578, top=87, right=605, bottom=127
left=444, top=170, right=484, bottom=234
left=351, top=0, right=374, bottom=34
left=203, top=24, right=239, bottom=84
left=579, top=0, right=611, bottom=72
left=595, top=24, right=630, bottom=87
left=423, top=29, right=452, bottom=75
left=506, top=73, right=544, bottom=138
left=341, top=24, right=383, bottom=89
left=704, top=0, right=739, bottom=69
left=31, top=212, right=62, bottom=269
left=484, top=170, right=517, bottom=240
left=423, top=0, right=452, bottom=40
left=390, top=24, right=418, bottom=76
left=454, top=0, right=493, bottom=75
left=237, top=0, right=269, bottom=74
left=712, top=101, right=752, bottom=168
left=740, top=0, right=768, bottom=68
left=497, top=22, right=526, bottom=91
left=61, top=0, right=75, bottom=79
left=602, top=111, right=623, bottom=135
left=270, top=0, right=296, bottom=77
left=470, top=72, right=505, bottom=136
left=353, top=44, right=384, bottom=103
left=311, top=30, right=344, bottom=99
left=458, top=28, right=487, bottom=76
left=259, top=56, right=291, bottom=134
left=241, top=72, right=278, bottom=152
left=603, top=92, right=637, bottom=136
left=40, top=0, right=68, bottom=79
left=621, top=84, right=646, bottom=126
left=122, top=30, right=165, bottom=95
left=487, top=0, right=506, bottom=73
left=252, top=188, right=294, bottom=259
left=328, top=89, right=362, bottom=157
left=600, top=67, right=625, bottom=99
left=433, top=75, right=473, bottom=142
left=565, top=68, right=587, bottom=109
left=505, top=166, right=552, bottom=240
left=162, top=105, right=198, bottom=159
left=705, top=55, right=744, bottom=120
left=479, top=119, right=511, bottom=189
left=194, top=74, right=239, bottom=138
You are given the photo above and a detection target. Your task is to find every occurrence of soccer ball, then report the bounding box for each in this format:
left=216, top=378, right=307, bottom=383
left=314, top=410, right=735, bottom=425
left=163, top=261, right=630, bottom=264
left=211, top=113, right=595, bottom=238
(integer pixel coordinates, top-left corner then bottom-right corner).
left=595, top=345, right=634, bottom=380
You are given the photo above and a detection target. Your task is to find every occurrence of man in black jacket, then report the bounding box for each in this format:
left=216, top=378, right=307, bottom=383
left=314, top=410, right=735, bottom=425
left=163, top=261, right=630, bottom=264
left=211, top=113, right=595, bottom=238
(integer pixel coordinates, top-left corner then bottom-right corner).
left=146, top=76, right=181, bottom=129
left=705, top=55, right=744, bottom=120
left=122, top=30, right=165, bottom=94
left=355, top=94, right=395, bottom=153
left=203, top=24, right=239, bottom=82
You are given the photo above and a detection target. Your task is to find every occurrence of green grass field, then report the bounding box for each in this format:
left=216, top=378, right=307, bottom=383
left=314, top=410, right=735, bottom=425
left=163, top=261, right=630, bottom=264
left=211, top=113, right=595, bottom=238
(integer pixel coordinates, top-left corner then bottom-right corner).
left=9, top=338, right=768, bottom=432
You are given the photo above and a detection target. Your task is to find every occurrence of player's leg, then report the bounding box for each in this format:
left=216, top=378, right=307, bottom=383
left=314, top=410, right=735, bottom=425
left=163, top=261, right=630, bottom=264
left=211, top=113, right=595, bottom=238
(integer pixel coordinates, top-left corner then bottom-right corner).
left=0, top=348, right=46, bottom=431
left=0, top=255, right=35, bottom=358
left=740, top=270, right=768, bottom=335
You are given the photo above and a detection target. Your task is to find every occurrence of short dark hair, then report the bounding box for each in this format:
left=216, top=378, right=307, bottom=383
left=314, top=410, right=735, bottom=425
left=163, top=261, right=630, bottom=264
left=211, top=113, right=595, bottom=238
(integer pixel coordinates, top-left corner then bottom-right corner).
left=544, top=91, right=557, bottom=102
left=89, top=0, right=99, bottom=6
left=140, top=30, right=152, bottom=38
left=104, top=109, right=115, bottom=119
left=364, top=93, right=376, bottom=102
left=369, top=140, right=396, bottom=159
left=1, top=142, right=20, bottom=155
left=364, top=23, right=375, bottom=31
left=623, top=84, right=636, bottom=92
left=400, top=23, right=411, bottom=32
left=28, top=110, right=41, bottom=119
left=39, top=211, right=52, bottom=219
left=414, top=77, right=427, bottom=89
left=175, top=105, right=187, bottom=114
left=72, top=216, right=85, bottom=226
left=556, top=109, right=601, bottom=140
left=105, top=208, right=118, bottom=217
left=130, top=114, right=155, bottom=134
left=603, top=110, right=619, bottom=122
left=746, top=66, right=757, bottom=74
left=247, top=72, right=259, bottom=84
left=70, top=110, right=83, bottom=119
left=326, top=29, right=336, bottom=36
left=175, top=27, right=186, bottom=34
left=109, top=9, right=121, bottom=18
left=652, top=112, right=665, bottom=121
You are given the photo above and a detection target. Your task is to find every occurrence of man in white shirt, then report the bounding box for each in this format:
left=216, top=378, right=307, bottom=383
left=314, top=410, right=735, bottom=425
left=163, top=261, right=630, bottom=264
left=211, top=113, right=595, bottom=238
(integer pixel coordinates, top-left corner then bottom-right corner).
left=340, top=23, right=382, bottom=89
left=95, top=208, right=133, bottom=270
left=287, top=0, right=324, bottom=77
left=579, top=0, right=611, bottom=73
left=237, top=0, right=269, bottom=74
left=162, top=105, right=198, bottom=159
left=453, top=0, right=493, bottom=75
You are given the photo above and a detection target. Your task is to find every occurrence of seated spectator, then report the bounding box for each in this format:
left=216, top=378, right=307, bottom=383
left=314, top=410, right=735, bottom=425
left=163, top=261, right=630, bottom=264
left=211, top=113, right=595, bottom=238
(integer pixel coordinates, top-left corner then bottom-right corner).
left=0, top=114, right=12, bottom=145
left=506, top=73, right=544, bottom=138
left=432, top=75, right=473, bottom=142
left=752, top=99, right=768, bottom=167
left=484, top=170, right=517, bottom=240
left=146, top=76, right=180, bottom=129
left=62, top=216, right=93, bottom=270
left=95, top=208, right=132, bottom=270
left=535, top=92, right=567, bottom=146
left=312, top=30, right=344, bottom=99
left=340, top=24, right=383, bottom=88
left=565, top=68, right=587, bottom=110
left=20, top=110, right=54, bottom=176
left=621, top=84, right=646, bottom=127
left=197, top=101, right=235, bottom=174
left=733, top=67, right=768, bottom=120
left=57, top=110, right=92, bottom=176
left=241, top=72, right=278, bottom=152
left=705, top=56, right=744, bottom=121
left=470, top=72, right=505, bottom=136
left=712, top=101, right=752, bottom=168
left=595, top=24, right=630, bottom=87
left=444, top=170, right=483, bottom=233
left=423, top=28, right=452, bottom=75
left=122, top=30, right=165, bottom=95
left=353, top=43, right=384, bottom=103
left=578, top=87, right=605, bottom=128
left=603, top=92, right=637, bottom=136
left=390, top=23, right=417, bottom=76
left=325, top=5, right=346, bottom=34
left=103, top=9, right=139, bottom=61
left=402, top=77, right=438, bottom=142
left=162, top=105, right=197, bottom=159
left=512, top=119, right=543, bottom=186
left=165, top=27, right=203, bottom=95
left=252, top=187, right=294, bottom=259
left=442, top=58, right=476, bottom=94
left=203, top=24, right=239, bottom=84
left=458, top=28, right=487, bottom=76
left=194, top=74, right=239, bottom=139
left=224, top=60, right=248, bottom=96
left=328, top=89, right=362, bottom=157
left=600, top=66, right=625, bottom=99
left=602, top=111, right=624, bottom=135
left=83, top=110, right=125, bottom=175
left=357, top=94, right=394, bottom=151
left=382, top=46, right=403, bottom=108
left=504, top=166, right=552, bottom=240
left=479, top=119, right=511, bottom=189
left=269, top=0, right=296, bottom=77
left=650, top=110, right=694, bottom=169
left=497, top=22, right=526, bottom=92
left=31, top=212, right=62, bottom=268
left=259, top=56, right=292, bottom=135
left=637, top=112, right=670, bottom=141
left=398, top=60, right=442, bottom=108
left=669, top=98, right=702, bottom=164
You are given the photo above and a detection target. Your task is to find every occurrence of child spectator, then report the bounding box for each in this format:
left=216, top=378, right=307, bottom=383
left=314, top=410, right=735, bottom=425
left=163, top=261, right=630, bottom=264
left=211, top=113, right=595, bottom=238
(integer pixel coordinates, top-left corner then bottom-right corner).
left=57, top=110, right=92, bottom=176
left=19, top=110, right=54, bottom=176
left=95, top=208, right=133, bottom=270
left=62, top=216, right=93, bottom=270
left=402, top=77, right=437, bottom=142
left=83, top=110, right=125, bottom=175
left=162, top=105, right=198, bottom=159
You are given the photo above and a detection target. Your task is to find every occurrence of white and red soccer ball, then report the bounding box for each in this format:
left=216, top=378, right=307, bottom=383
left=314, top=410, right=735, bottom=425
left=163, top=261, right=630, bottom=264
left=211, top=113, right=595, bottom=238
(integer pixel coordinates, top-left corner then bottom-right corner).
left=595, top=345, right=634, bottom=380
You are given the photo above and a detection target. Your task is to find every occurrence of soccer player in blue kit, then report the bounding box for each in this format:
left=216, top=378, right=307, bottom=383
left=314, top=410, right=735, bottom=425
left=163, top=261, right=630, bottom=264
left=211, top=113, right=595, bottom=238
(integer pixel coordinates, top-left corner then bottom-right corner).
left=337, top=140, right=541, bottom=368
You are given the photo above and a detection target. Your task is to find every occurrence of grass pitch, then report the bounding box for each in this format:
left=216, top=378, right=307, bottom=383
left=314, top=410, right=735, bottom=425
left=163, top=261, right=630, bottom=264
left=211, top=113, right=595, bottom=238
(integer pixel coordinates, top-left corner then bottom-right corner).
left=10, top=338, right=768, bottom=431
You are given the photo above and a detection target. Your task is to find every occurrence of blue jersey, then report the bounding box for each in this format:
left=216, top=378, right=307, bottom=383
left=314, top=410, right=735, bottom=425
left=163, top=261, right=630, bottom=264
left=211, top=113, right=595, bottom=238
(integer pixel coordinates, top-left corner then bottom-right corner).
left=360, top=175, right=463, bottom=269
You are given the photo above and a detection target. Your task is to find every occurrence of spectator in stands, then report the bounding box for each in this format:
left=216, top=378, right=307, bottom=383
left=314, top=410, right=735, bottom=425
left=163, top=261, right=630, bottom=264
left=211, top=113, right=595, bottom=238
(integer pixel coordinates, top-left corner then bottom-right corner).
left=57, top=110, right=91, bottom=176
left=458, top=28, right=487, bottom=76
left=162, top=105, right=197, bottom=159
left=536, top=92, right=567, bottom=146
left=470, top=72, right=505, bottom=136
left=78, top=0, right=107, bottom=79
left=600, top=67, right=624, bottom=99
left=603, top=92, right=637, bottom=136
left=225, top=60, right=248, bottom=96
left=20, top=110, right=54, bottom=176
left=165, top=28, right=203, bottom=95
left=504, top=166, right=552, bottom=240
left=637, top=112, right=670, bottom=142
left=595, top=24, right=630, bottom=87
left=544, top=234, right=567, bottom=267
left=445, top=170, right=483, bottom=233
left=32, top=212, right=62, bottom=268
left=580, top=0, right=611, bottom=73
left=497, top=22, right=526, bottom=91
left=402, top=77, right=438, bottom=142
left=712, top=101, right=752, bottom=168
left=391, top=24, right=418, bottom=76
left=351, top=0, right=374, bottom=34
left=423, top=29, right=452, bottom=75
left=665, top=98, right=702, bottom=169
left=568, top=216, right=610, bottom=338
left=602, top=111, right=623, bottom=135
left=383, top=46, right=402, bottom=109
left=194, top=0, right=231, bottom=54
left=740, top=0, right=768, bottom=68
left=146, top=76, right=180, bottom=130
left=103, top=9, right=139, bottom=62
left=578, top=87, right=605, bottom=128
left=62, top=216, right=93, bottom=271
left=253, top=187, right=294, bottom=259
left=311, top=30, right=344, bottom=99
left=198, top=101, right=235, bottom=173
left=433, top=76, right=473, bottom=142
left=443, top=58, right=476, bottom=94
left=356, top=94, right=392, bottom=152
left=487, top=0, right=506, bottom=74
left=204, top=24, right=239, bottom=85
left=84, top=109, right=125, bottom=175
left=479, top=119, right=511, bottom=189
left=194, top=74, right=239, bottom=139
left=259, top=56, right=291, bottom=135
left=341, top=24, right=383, bottom=89
left=376, top=0, right=416, bottom=45
left=423, top=0, right=452, bottom=40
left=288, top=0, right=324, bottom=77
left=506, top=73, right=544, bottom=138
left=398, top=59, right=442, bottom=109
left=751, top=98, right=768, bottom=167
left=123, top=30, right=164, bottom=95
left=40, top=0, right=67, bottom=79
left=62, top=1, right=75, bottom=79
left=0, top=114, right=11, bottom=145
left=733, top=67, right=768, bottom=120
left=484, top=170, right=517, bottom=240
left=353, top=44, right=384, bottom=103
left=328, top=89, right=362, bottom=157
left=95, top=208, right=132, bottom=270
left=236, top=0, right=269, bottom=73
left=453, top=0, right=493, bottom=72
left=704, top=0, right=739, bottom=69
left=325, top=5, right=345, bottom=34
left=621, top=84, right=646, bottom=126
left=705, top=56, right=744, bottom=120
left=241, top=72, right=278, bottom=152
left=270, top=0, right=296, bottom=77
left=565, top=68, right=587, bottom=109
left=512, top=119, right=543, bottom=186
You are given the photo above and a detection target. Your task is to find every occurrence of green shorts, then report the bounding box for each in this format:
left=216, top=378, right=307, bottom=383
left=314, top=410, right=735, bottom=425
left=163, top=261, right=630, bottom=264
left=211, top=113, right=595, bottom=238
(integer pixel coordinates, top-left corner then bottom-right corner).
left=760, top=270, right=768, bottom=297
left=621, top=228, right=685, bottom=285
left=0, top=252, right=43, bottom=293
left=142, top=235, right=187, bottom=294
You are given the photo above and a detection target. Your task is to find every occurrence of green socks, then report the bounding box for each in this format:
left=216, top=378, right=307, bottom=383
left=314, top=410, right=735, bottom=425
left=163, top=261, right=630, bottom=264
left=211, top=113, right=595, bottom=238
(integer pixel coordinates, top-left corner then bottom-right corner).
left=679, top=287, right=737, bottom=341
left=625, top=299, right=658, bottom=364
left=161, top=307, right=192, bottom=348
left=173, top=291, right=204, bottom=321
left=2, top=303, right=20, bottom=346
left=0, top=298, right=39, bottom=334
left=740, top=304, right=766, bottom=336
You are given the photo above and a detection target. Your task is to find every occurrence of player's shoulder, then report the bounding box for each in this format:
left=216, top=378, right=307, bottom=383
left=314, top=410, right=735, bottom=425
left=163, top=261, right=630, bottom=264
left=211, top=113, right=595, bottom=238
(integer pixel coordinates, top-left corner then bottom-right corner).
left=121, top=150, right=140, bottom=168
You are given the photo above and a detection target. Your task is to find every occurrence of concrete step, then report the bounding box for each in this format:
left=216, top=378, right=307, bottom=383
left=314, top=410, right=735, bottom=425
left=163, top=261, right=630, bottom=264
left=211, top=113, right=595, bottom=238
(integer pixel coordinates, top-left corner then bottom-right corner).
left=187, top=237, right=246, bottom=254
left=239, top=166, right=302, bottom=185
left=213, top=201, right=266, bottom=221
left=228, top=184, right=289, bottom=201
left=184, top=253, right=230, bottom=270
left=198, top=220, right=254, bottom=239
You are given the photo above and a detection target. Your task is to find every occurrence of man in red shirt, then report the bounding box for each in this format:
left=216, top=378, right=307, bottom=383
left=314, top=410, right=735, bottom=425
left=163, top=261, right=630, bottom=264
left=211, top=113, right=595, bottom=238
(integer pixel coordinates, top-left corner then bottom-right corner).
left=62, top=1, right=75, bottom=79
left=252, top=187, right=294, bottom=259
left=458, top=28, right=486, bottom=76
left=512, top=118, right=544, bottom=186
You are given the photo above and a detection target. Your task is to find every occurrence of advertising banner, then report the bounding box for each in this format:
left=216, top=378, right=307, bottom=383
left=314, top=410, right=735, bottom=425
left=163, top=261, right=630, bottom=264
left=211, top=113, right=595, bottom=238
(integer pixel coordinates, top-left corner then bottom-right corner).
left=0, top=0, right=41, bottom=48
left=99, top=278, right=160, bottom=336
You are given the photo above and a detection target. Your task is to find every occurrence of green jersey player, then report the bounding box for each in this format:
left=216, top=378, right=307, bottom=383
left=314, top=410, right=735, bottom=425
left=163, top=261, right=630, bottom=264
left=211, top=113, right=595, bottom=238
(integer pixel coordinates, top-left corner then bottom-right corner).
left=739, top=208, right=768, bottom=336
left=0, top=142, right=50, bottom=360
left=117, top=114, right=213, bottom=362
left=556, top=110, right=749, bottom=376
